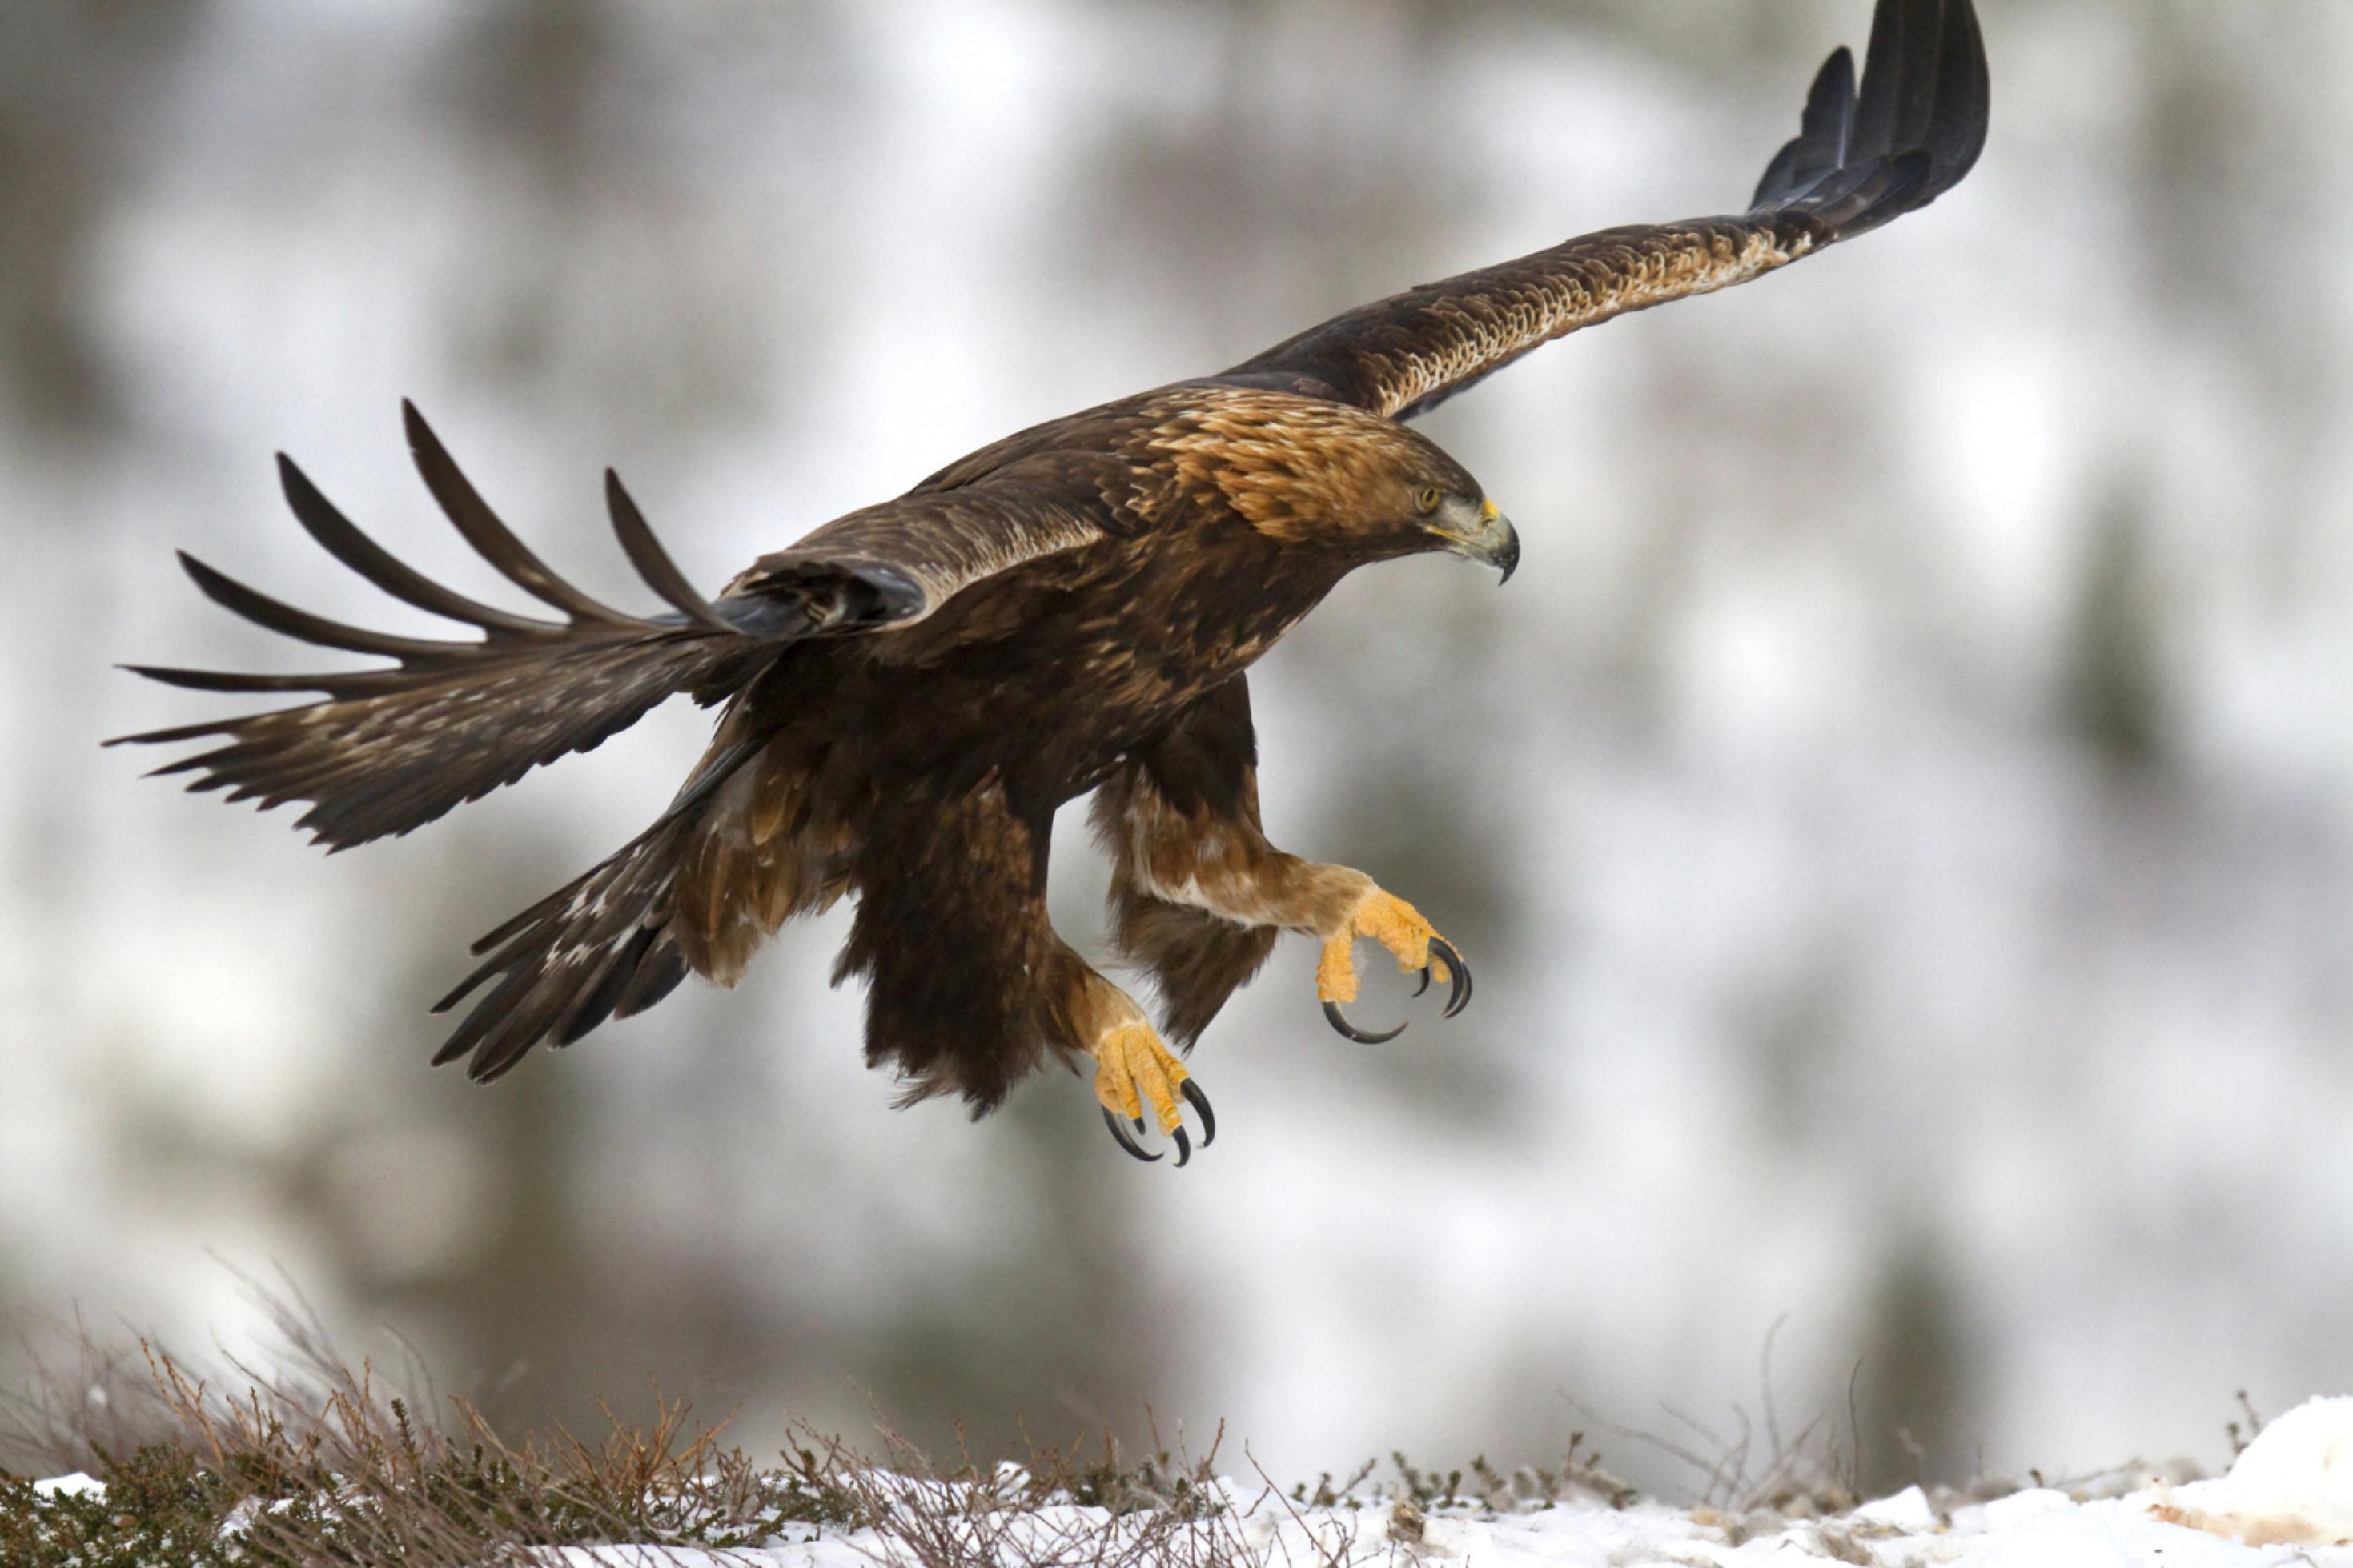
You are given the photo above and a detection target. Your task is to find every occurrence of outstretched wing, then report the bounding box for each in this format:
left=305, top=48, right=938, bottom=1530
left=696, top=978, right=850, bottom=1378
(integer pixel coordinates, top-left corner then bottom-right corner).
left=1227, top=0, right=1988, bottom=421
left=112, top=403, right=813, bottom=851
left=113, top=404, right=1115, bottom=851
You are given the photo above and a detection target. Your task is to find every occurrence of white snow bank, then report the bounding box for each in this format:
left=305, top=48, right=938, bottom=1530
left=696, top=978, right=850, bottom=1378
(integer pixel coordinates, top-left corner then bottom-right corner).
left=34, top=1397, right=2353, bottom=1565
left=2152, top=1394, right=2353, bottom=1548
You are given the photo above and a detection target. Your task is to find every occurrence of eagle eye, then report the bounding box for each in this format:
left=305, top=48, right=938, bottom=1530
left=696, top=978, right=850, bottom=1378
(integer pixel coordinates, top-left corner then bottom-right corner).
left=1415, top=486, right=1443, bottom=515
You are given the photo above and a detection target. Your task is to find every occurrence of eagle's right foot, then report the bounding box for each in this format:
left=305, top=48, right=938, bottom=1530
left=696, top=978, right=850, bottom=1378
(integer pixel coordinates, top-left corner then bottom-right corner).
left=1090, top=1017, right=1216, bottom=1167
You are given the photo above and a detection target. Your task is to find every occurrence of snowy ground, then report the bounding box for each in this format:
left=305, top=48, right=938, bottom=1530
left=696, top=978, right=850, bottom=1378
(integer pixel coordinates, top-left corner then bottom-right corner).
left=34, top=1396, right=2353, bottom=1566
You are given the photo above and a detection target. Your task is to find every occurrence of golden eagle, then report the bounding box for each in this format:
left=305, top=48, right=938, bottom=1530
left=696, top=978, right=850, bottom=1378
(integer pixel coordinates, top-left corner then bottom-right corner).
left=118, top=0, right=1986, bottom=1165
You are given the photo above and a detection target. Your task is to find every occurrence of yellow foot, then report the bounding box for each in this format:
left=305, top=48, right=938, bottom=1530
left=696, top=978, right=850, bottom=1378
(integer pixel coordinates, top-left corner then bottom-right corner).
left=1090, top=1020, right=1217, bottom=1166
left=1314, top=888, right=1472, bottom=1042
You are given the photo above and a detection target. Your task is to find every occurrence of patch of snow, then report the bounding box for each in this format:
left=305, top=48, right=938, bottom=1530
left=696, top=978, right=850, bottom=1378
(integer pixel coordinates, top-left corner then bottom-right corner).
left=2153, top=1395, right=2353, bottom=1548
left=32, top=1472, right=104, bottom=1499
left=532, top=1451, right=2353, bottom=1568
left=1977, top=1486, right=2074, bottom=1530
left=1854, top=1482, right=1937, bottom=1530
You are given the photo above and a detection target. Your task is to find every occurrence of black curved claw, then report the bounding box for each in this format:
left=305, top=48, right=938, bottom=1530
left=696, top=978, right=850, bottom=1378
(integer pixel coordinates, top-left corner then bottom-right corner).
left=1323, top=999, right=1407, bottom=1045
left=1429, top=937, right=1472, bottom=1018
left=1171, top=1125, right=1192, bottom=1169
left=1102, top=1107, right=1162, bottom=1162
left=1181, top=1078, right=1217, bottom=1147
left=1413, top=967, right=1432, bottom=998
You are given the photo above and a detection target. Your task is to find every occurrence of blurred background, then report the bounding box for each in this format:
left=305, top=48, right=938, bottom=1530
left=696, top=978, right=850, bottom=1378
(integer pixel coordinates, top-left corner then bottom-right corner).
left=5, top=0, right=2350, bottom=1497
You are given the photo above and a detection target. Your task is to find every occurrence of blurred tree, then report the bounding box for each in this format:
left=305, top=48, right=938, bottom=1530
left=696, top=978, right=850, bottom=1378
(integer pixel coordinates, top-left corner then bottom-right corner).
left=846, top=1087, right=1168, bottom=1462
left=1854, top=1233, right=1976, bottom=1495
left=2065, top=484, right=2169, bottom=773
left=0, top=2, right=208, bottom=439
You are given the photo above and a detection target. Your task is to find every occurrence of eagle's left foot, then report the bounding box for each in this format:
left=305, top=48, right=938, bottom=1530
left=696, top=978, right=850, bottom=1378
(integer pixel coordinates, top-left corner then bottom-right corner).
left=1090, top=1018, right=1217, bottom=1167
left=1315, top=887, right=1471, bottom=1042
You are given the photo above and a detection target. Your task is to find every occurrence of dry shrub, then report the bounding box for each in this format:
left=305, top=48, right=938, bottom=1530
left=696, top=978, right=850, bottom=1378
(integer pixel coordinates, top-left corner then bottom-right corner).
left=0, top=1289, right=1271, bottom=1566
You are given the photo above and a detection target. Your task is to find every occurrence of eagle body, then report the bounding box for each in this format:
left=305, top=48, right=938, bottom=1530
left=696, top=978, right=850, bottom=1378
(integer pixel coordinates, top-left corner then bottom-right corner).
left=674, top=383, right=1468, bottom=1107
left=121, top=0, right=1988, bottom=1163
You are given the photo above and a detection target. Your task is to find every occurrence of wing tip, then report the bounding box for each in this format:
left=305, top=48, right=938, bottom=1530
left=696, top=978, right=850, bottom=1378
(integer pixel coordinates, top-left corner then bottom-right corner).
left=603, top=465, right=741, bottom=635
left=1753, top=0, right=1987, bottom=240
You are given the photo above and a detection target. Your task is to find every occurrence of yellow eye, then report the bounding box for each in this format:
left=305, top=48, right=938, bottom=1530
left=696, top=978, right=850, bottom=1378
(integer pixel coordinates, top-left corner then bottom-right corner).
left=1415, top=486, right=1444, bottom=515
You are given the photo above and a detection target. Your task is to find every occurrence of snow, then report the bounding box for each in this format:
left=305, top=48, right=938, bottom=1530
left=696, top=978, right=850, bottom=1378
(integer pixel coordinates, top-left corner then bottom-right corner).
left=2150, top=1395, right=2353, bottom=1549
left=31, top=1398, right=2353, bottom=1566
left=1854, top=1482, right=1939, bottom=1530
left=30, top=1472, right=102, bottom=1499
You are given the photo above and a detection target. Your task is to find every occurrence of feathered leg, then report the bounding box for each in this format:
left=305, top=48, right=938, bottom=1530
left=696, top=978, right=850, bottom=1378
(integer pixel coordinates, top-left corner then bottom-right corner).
left=1092, top=676, right=1471, bottom=1046
left=840, top=776, right=1214, bottom=1162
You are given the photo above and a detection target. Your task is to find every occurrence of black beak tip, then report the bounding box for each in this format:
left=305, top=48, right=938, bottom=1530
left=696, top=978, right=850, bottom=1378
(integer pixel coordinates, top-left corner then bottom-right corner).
left=1497, top=535, right=1521, bottom=585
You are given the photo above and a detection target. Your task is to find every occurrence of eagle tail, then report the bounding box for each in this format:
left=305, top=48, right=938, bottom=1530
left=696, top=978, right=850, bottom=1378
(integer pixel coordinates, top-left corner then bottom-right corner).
left=110, top=403, right=798, bottom=852
left=426, top=739, right=760, bottom=1080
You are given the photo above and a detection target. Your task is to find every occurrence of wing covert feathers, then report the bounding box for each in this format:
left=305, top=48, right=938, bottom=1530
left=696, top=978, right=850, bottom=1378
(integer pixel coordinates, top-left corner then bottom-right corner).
left=1229, top=0, right=1987, bottom=420
left=738, top=481, right=1110, bottom=624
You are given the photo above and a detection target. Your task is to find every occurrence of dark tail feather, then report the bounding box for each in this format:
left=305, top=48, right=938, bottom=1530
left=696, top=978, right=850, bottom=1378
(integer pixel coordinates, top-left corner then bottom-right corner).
left=1750, top=0, right=1987, bottom=243
left=110, top=403, right=804, bottom=851
left=428, top=740, right=755, bottom=1080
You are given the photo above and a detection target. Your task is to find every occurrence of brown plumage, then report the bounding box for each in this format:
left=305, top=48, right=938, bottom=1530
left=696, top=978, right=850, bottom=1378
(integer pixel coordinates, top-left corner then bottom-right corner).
left=115, top=0, right=1987, bottom=1162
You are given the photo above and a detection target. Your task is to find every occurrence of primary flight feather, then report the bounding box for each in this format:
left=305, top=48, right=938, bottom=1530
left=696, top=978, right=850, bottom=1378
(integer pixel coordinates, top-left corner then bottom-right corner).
left=118, top=0, right=1988, bottom=1165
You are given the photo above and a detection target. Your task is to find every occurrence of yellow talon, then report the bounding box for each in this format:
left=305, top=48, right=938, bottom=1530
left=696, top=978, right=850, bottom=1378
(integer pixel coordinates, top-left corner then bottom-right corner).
left=1090, top=1020, right=1189, bottom=1134
left=1315, top=937, right=1362, bottom=1005
left=1316, top=888, right=1450, bottom=1004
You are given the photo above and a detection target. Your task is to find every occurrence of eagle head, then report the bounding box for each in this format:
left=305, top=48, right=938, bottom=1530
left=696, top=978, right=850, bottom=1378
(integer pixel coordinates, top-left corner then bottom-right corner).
left=1154, top=387, right=1518, bottom=583
left=1299, top=418, right=1518, bottom=583
left=1409, top=480, right=1520, bottom=584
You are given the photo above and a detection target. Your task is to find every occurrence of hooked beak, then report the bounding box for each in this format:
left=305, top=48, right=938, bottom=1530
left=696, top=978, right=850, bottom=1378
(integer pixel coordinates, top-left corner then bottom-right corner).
left=1431, top=497, right=1520, bottom=584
